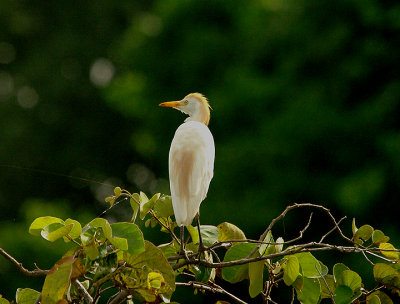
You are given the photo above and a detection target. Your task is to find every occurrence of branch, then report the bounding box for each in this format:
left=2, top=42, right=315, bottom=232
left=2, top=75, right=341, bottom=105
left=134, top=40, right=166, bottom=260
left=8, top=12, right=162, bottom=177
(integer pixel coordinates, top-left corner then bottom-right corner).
left=107, top=289, right=130, bottom=304
left=176, top=281, right=248, bottom=304
left=246, top=203, right=352, bottom=259
left=0, top=248, right=49, bottom=276
left=72, top=279, right=93, bottom=304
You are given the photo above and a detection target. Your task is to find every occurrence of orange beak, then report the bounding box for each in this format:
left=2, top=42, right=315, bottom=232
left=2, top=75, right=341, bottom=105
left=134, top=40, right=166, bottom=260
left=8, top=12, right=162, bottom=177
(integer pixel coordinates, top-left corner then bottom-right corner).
left=159, top=101, right=181, bottom=108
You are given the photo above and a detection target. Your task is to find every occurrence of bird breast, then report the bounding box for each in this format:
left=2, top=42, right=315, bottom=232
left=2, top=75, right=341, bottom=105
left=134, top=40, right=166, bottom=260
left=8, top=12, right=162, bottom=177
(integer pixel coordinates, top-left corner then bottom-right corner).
left=168, top=121, right=215, bottom=225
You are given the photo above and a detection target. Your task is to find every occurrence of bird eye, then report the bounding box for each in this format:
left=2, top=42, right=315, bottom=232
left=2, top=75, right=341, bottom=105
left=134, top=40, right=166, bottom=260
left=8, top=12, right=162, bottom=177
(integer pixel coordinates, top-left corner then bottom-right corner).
left=183, top=100, right=189, bottom=105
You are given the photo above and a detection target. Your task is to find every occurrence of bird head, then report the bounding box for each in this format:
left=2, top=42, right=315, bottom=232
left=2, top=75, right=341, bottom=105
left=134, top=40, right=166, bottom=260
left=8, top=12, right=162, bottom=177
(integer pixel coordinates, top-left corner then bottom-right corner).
left=159, top=93, right=211, bottom=125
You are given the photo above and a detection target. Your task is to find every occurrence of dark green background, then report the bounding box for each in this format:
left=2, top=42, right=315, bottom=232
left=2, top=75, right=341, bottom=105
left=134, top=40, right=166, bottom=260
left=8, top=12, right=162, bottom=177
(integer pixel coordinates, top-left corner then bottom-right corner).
left=1, top=0, right=400, bottom=302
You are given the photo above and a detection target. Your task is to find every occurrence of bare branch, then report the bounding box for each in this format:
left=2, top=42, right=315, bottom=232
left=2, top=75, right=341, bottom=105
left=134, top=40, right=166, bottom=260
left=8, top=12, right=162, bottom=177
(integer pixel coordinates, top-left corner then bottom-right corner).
left=319, top=216, right=347, bottom=243
left=176, top=281, right=248, bottom=304
left=0, top=248, right=49, bottom=276
left=72, top=279, right=93, bottom=304
left=285, top=212, right=313, bottom=244
left=246, top=203, right=353, bottom=259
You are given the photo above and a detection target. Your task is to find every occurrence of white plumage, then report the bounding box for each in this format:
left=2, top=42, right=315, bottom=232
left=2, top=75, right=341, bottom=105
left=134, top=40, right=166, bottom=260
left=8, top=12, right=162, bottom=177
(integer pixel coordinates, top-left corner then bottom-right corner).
left=169, top=121, right=214, bottom=226
left=159, top=93, right=214, bottom=227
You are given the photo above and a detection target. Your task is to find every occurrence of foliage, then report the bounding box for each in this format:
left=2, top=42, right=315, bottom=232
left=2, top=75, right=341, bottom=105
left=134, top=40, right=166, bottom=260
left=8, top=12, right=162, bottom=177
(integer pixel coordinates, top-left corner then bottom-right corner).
left=1, top=188, right=400, bottom=304
left=1, top=0, right=400, bottom=301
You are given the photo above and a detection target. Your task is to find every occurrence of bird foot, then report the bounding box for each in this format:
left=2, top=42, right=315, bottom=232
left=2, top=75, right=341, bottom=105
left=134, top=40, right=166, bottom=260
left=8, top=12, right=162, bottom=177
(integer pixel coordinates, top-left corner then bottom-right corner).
left=196, top=243, right=207, bottom=262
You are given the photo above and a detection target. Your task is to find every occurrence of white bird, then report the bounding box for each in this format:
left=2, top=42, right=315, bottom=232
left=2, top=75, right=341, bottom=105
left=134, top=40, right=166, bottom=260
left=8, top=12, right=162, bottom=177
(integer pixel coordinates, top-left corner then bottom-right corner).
left=159, top=93, right=214, bottom=252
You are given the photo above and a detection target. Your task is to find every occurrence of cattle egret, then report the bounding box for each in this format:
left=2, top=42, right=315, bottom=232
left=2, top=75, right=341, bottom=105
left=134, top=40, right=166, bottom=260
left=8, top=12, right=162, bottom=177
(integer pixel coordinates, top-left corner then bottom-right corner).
left=159, top=93, right=215, bottom=255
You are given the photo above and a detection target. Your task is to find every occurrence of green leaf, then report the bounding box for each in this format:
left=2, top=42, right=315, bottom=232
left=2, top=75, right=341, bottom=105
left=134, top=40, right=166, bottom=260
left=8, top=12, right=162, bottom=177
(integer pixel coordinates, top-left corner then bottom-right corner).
left=83, top=242, right=99, bottom=260
left=352, top=218, right=358, bottom=235
left=367, top=291, right=393, bottom=304
left=333, top=263, right=350, bottom=283
left=367, top=295, right=381, bottom=304
left=186, top=225, right=199, bottom=244
left=41, top=256, right=75, bottom=304
left=29, top=216, right=64, bottom=236
left=217, top=222, right=246, bottom=242
left=0, top=296, right=10, bottom=304
left=295, top=252, right=323, bottom=278
left=353, top=224, right=373, bottom=246
left=87, top=218, right=112, bottom=240
left=114, top=186, right=122, bottom=196
left=124, top=241, right=175, bottom=294
left=336, top=270, right=362, bottom=292
left=333, top=285, right=353, bottom=304
left=200, top=225, right=219, bottom=247
left=139, top=192, right=159, bottom=220
left=63, top=218, right=82, bottom=241
left=295, top=277, right=321, bottom=304
left=130, top=193, right=140, bottom=223
left=319, top=274, right=335, bottom=299
left=222, top=243, right=257, bottom=283
left=41, top=222, right=73, bottom=242
left=259, top=230, right=274, bottom=255
left=373, top=263, right=400, bottom=287
left=372, top=230, right=390, bottom=244
left=283, top=255, right=300, bottom=286
left=154, top=195, right=174, bottom=218
left=16, top=288, right=40, bottom=304
left=110, top=222, right=145, bottom=255
left=379, top=243, right=399, bottom=261
left=249, top=260, right=264, bottom=298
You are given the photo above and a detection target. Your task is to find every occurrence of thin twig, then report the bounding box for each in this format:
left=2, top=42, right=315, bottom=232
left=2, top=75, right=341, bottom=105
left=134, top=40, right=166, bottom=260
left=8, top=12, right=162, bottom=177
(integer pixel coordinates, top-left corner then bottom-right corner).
left=176, top=281, right=248, bottom=304
left=285, top=212, right=313, bottom=244
left=0, top=248, right=49, bottom=276
left=72, top=279, right=93, bottom=304
left=319, top=216, right=347, bottom=243
left=107, top=289, right=130, bottom=304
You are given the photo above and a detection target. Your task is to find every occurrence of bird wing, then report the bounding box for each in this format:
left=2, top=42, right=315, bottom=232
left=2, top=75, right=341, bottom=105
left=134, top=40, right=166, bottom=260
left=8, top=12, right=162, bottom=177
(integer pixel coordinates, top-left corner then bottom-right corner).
left=169, top=121, right=214, bottom=226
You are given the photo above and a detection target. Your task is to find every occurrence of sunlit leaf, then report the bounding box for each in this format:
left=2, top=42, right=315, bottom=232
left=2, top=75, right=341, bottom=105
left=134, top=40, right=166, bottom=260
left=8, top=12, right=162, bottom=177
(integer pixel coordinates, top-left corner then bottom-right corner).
left=140, top=192, right=159, bottom=220
left=186, top=225, right=199, bottom=244
left=379, top=243, right=399, bottom=261
left=154, top=195, right=174, bottom=218
left=295, top=277, right=321, bottom=304
left=114, top=186, right=122, bottom=196
left=333, top=285, right=353, bottom=304
left=352, top=218, right=357, bottom=235
left=0, top=296, right=10, bottom=304
left=110, top=222, right=145, bottom=255
left=222, top=243, right=257, bottom=283
left=217, top=222, right=246, bottom=242
left=41, top=223, right=73, bottom=242
left=249, top=260, right=264, bottom=297
left=373, top=263, right=400, bottom=287
left=29, top=216, right=64, bottom=236
left=319, top=274, right=335, bottom=299
left=333, top=263, right=350, bottom=283
left=367, top=295, right=381, bottom=304
left=200, top=225, right=219, bottom=247
left=124, top=241, right=175, bottom=294
left=130, top=193, right=140, bottom=223
left=283, top=255, right=300, bottom=286
left=16, top=288, right=40, bottom=304
left=353, top=224, right=373, bottom=246
left=336, top=270, right=362, bottom=292
left=367, top=291, right=393, bottom=304
left=259, top=230, right=274, bottom=256
left=295, top=252, right=322, bottom=278
left=63, top=218, right=82, bottom=241
left=41, top=256, right=75, bottom=304
left=372, top=230, right=390, bottom=244
left=87, top=218, right=112, bottom=240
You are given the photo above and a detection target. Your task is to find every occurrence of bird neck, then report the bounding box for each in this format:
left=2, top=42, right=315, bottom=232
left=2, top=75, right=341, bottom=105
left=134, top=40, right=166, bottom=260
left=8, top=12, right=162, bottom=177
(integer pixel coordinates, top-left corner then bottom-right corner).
left=185, top=102, right=210, bottom=125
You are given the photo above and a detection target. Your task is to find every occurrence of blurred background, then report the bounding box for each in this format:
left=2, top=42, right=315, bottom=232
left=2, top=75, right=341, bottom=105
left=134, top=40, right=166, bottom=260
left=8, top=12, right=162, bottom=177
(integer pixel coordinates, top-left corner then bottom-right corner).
left=0, top=0, right=400, bottom=302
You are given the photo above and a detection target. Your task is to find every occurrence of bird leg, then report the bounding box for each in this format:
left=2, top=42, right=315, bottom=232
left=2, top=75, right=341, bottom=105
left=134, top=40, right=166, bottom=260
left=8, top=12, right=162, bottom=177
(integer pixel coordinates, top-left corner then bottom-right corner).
left=196, top=213, right=206, bottom=258
left=179, top=226, right=190, bottom=262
